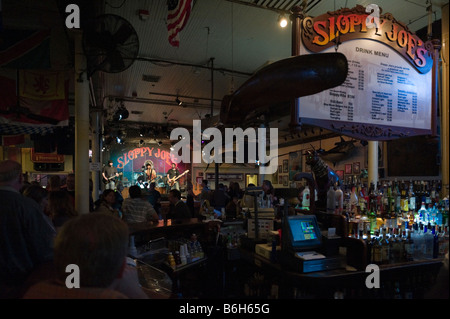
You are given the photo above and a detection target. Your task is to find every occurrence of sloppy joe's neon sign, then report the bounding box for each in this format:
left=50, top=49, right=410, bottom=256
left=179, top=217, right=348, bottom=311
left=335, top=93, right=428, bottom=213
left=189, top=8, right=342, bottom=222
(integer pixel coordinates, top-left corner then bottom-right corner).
left=116, top=147, right=177, bottom=170
left=301, top=5, right=433, bottom=74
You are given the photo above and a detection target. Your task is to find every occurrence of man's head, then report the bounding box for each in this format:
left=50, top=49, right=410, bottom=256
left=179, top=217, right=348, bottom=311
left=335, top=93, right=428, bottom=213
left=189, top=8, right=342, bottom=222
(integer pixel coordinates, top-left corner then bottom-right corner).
left=0, top=160, right=23, bottom=190
left=262, top=180, right=273, bottom=193
left=53, top=213, right=129, bottom=288
left=108, top=160, right=113, bottom=166
left=168, top=189, right=181, bottom=204
left=128, top=185, right=142, bottom=199
left=171, top=163, right=176, bottom=169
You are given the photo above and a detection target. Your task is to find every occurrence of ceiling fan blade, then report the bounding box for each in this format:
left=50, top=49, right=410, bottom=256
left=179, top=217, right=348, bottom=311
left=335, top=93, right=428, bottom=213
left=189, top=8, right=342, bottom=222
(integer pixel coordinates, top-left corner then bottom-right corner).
left=113, top=23, right=134, bottom=45
left=106, top=49, right=125, bottom=72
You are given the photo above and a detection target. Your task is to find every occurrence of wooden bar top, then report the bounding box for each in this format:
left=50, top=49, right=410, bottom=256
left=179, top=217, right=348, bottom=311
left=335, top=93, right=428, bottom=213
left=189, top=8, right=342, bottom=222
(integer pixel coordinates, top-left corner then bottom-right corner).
left=128, top=218, right=202, bottom=235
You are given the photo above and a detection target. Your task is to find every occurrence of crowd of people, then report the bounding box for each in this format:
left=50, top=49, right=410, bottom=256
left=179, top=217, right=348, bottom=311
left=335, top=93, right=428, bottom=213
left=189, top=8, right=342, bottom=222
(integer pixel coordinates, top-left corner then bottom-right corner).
left=0, top=159, right=151, bottom=299
left=0, top=157, right=278, bottom=299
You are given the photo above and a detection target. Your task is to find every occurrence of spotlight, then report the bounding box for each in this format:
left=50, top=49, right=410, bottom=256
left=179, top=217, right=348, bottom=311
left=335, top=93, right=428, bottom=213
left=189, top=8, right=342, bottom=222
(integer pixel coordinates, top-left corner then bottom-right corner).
left=113, top=105, right=129, bottom=121
left=175, top=97, right=183, bottom=106
left=158, top=141, right=163, bottom=146
left=278, top=14, right=288, bottom=28
left=139, top=127, right=146, bottom=137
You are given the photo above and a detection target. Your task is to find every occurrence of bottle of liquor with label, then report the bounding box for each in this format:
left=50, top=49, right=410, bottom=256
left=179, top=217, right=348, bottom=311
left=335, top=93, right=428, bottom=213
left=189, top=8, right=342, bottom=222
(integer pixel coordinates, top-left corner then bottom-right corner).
left=400, top=180, right=409, bottom=216
left=372, top=231, right=383, bottom=265
left=417, top=202, right=429, bottom=225
left=408, top=180, right=416, bottom=212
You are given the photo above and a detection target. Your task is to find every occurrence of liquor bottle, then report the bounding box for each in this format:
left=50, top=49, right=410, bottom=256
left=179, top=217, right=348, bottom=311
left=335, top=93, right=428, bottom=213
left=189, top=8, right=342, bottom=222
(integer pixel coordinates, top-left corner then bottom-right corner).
left=349, top=185, right=358, bottom=214
left=365, top=230, right=373, bottom=264
left=372, top=231, right=383, bottom=264
left=438, top=226, right=449, bottom=258
left=424, top=181, right=431, bottom=205
left=430, top=180, right=437, bottom=204
left=334, top=182, right=343, bottom=214
left=388, top=181, right=395, bottom=214
left=393, top=179, right=401, bottom=213
left=390, top=228, right=402, bottom=263
left=358, top=183, right=366, bottom=213
left=428, top=203, right=438, bottom=226
left=380, top=228, right=390, bottom=264
left=432, top=226, right=439, bottom=259
left=417, top=202, right=429, bottom=224
left=368, top=182, right=376, bottom=212
left=400, top=180, right=409, bottom=215
left=302, top=185, right=310, bottom=210
left=327, top=185, right=336, bottom=214
left=422, top=224, right=434, bottom=259
left=368, top=206, right=377, bottom=235
left=414, top=180, right=422, bottom=210
left=403, top=229, right=414, bottom=261
left=408, top=180, right=416, bottom=212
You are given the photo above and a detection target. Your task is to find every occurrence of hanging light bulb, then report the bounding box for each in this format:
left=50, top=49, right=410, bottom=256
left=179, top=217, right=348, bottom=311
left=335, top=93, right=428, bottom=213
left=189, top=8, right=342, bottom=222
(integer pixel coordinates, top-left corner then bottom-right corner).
left=278, top=14, right=288, bottom=28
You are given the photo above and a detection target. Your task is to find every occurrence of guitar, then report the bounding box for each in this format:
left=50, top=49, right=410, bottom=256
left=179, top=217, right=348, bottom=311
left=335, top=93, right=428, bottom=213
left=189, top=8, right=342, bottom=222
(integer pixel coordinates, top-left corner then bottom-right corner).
left=103, top=172, right=122, bottom=184
left=168, top=170, right=189, bottom=186
left=146, top=169, right=157, bottom=183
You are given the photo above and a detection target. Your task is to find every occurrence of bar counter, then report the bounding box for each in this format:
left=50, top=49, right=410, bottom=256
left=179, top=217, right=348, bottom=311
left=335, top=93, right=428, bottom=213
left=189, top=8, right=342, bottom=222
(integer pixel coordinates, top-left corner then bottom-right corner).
left=128, top=218, right=205, bottom=246
left=236, top=246, right=444, bottom=298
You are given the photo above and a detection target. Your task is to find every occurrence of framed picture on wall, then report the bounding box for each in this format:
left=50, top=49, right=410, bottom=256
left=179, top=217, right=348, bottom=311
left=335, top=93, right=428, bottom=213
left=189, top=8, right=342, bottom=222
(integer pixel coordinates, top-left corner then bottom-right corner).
left=278, top=165, right=282, bottom=174
left=289, top=151, right=302, bottom=180
left=353, top=162, right=360, bottom=174
left=336, top=170, right=344, bottom=180
left=278, top=175, right=283, bottom=185
left=283, top=159, right=288, bottom=173
left=282, top=175, right=288, bottom=186
left=345, top=164, right=352, bottom=174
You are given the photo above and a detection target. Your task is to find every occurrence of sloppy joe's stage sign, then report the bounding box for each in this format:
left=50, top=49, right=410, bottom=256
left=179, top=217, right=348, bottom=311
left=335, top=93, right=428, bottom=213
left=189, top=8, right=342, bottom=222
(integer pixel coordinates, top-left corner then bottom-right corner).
left=109, top=145, right=189, bottom=187
left=298, top=5, right=436, bottom=140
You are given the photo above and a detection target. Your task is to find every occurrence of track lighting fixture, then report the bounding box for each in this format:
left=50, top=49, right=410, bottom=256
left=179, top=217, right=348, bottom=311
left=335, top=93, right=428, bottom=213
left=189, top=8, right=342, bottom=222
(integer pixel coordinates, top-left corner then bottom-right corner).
left=176, top=97, right=183, bottom=106
left=113, top=103, right=129, bottom=121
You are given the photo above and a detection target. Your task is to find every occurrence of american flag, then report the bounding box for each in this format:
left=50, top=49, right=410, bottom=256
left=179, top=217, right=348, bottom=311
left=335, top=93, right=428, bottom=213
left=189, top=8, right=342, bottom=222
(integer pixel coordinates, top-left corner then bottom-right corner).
left=167, top=0, right=193, bottom=47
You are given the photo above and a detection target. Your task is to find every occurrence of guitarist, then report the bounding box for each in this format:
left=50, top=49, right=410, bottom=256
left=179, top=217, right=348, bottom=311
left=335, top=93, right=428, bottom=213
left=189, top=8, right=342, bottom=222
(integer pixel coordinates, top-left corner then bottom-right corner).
left=166, top=162, right=181, bottom=191
left=102, top=160, right=119, bottom=190
left=145, top=162, right=157, bottom=183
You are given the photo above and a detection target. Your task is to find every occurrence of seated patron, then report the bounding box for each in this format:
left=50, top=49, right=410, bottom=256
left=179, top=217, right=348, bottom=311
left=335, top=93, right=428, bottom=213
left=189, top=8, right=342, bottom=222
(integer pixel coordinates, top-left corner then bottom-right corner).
left=94, top=189, right=121, bottom=219
left=23, top=213, right=148, bottom=299
left=122, top=185, right=159, bottom=224
left=167, top=189, right=192, bottom=220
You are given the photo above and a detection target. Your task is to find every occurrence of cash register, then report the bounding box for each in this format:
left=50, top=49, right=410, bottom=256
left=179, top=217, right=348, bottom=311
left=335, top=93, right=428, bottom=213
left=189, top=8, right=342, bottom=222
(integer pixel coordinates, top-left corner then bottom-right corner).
left=280, top=214, right=343, bottom=273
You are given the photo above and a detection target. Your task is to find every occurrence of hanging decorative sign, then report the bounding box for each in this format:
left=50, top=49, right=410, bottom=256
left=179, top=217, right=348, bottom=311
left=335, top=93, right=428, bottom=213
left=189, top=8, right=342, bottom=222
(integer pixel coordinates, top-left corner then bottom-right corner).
left=301, top=5, right=433, bottom=74
left=298, top=5, right=435, bottom=140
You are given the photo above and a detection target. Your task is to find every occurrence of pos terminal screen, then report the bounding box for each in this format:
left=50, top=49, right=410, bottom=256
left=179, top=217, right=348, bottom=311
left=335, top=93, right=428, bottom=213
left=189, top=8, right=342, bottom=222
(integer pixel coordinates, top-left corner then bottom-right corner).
left=286, top=215, right=321, bottom=249
left=290, top=219, right=317, bottom=241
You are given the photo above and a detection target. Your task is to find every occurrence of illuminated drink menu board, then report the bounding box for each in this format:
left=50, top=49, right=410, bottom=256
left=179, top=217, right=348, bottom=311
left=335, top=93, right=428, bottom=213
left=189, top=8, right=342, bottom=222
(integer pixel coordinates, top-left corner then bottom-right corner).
left=296, top=6, right=435, bottom=140
left=299, top=39, right=431, bottom=132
